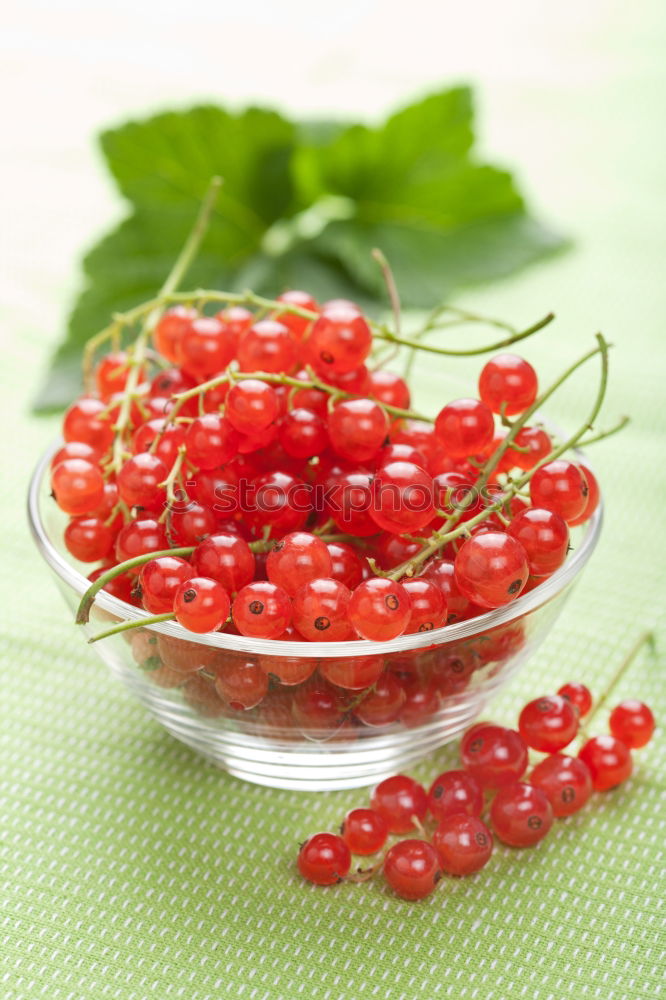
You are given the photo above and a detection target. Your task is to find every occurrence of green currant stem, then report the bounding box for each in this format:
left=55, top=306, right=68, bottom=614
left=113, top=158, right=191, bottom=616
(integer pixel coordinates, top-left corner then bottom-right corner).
left=372, top=248, right=402, bottom=337
left=158, top=445, right=187, bottom=512
left=110, top=177, right=222, bottom=472
left=578, top=630, right=655, bottom=739
left=379, top=311, right=555, bottom=359
left=76, top=546, right=196, bottom=624
left=88, top=612, right=177, bottom=644
left=418, top=303, right=519, bottom=337
left=575, top=415, right=630, bottom=448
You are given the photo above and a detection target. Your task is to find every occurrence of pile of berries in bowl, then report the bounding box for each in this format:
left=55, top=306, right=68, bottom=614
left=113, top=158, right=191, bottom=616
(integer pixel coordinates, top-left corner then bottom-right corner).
left=30, top=269, right=612, bottom=788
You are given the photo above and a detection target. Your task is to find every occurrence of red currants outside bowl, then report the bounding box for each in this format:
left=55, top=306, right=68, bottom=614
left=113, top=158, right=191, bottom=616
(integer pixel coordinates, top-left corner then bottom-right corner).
left=28, top=439, right=601, bottom=790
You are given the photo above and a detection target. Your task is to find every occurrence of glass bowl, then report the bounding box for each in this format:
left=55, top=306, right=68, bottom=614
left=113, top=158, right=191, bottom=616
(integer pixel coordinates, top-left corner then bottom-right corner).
left=28, top=441, right=602, bottom=790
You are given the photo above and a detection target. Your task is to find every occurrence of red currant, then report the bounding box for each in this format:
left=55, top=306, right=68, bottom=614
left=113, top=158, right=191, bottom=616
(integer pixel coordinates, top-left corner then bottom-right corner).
left=184, top=414, right=239, bottom=469
left=454, top=532, right=529, bottom=609
left=115, top=518, right=167, bottom=564
left=402, top=578, right=447, bottom=633
left=275, top=289, right=318, bottom=339
left=568, top=463, right=600, bottom=526
left=266, top=532, right=332, bottom=596
left=435, top=398, right=495, bottom=459
left=427, top=769, right=483, bottom=823
left=578, top=735, right=633, bottom=791
left=117, top=452, right=167, bottom=510
left=326, top=541, right=364, bottom=589
left=51, top=458, right=105, bottom=516
left=432, top=814, right=493, bottom=876
left=173, top=576, right=230, bottom=633
left=278, top=408, right=328, bottom=459
left=180, top=315, right=236, bottom=377
left=328, top=398, right=389, bottom=463
left=423, top=559, right=471, bottom=624
left=133, top=419, right=186, bottom=468
left=319, top=654, right=384, bottom=691
left=62, top=397, right=114, bottom=452
left=326, top=471, right=377, bottom=537
left=507, top=508, right=569, bottom=577
left=94, top=351, right=135, bottom=401
left=518, top=695, right=579, bottom=753
left=237, top=319, right=297, bottom=374
left=529, top=754, right=593, bottom=817
left=232, top=581, right=292, bottom=639
left=292, top=578, right=354, bottom=642
left=370, top=774, right=428, bottom=834
left=368, top=369, right=410, bottom=410
left=478, top=354, right=538, bottom=415
left=51, top=440, right=102, bottom=468
left=225, top=379, right=279, bottom=434
left=297, top=833, right=351, bottom=885
left=529, top=460, right=589, bottom=524
left=354, top=673, right=406, bottom=726
left=305, top=300, right=372, bottom=375
left=383, top=840, right=442, bottom=900
left=153, top=305, right=197, bottom=362
left=192, top=533, right=255, bottom=594
left=341, top=808, right=388, bottom=855
left=491, top=782, right=554, bottom=847
left=370, top=461, right=435, bottom=535
left=348, top=578, right=412, bottom=641
left=64, top=516, right=115, bottom=562
left=609, top=700, right=655, bottom=748
left=460, top=724, right=528, bottom=788
left=214, top=659, right=269, bottom=710
left=505, top=426, right=552, bottom=471
left=138, top=556, right=193, bottom=613
left=557, top=681, right=593, bottom=717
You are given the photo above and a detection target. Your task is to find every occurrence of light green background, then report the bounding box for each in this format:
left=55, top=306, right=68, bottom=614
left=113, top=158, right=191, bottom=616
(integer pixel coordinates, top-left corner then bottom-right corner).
left=1, top=3, right=665, bottom=998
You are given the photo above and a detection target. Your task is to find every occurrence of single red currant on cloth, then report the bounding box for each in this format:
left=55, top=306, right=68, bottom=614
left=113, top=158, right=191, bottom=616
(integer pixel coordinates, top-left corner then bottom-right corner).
left=382, top=840, right=442, bottom=900
left=518, top=695, right=579, bottom=753
left=173, top=576, right=230, bottom=633
left=340, top=808, right=388, bottom=855
left=460, top=724, right=528, bottom=788
left=348, top=578, right=412, bottom=641
left=427, top=769, right=484, bottom=823
left=490, top=782, right=554, bottom=847
left=297, top=833, right=351, bottom=885
left=529, top=754, right=593, bottom=817
left=609, top=699, right=656, bottom=748
left=370, top=774, right=428, bottom=834
left=557, top=681, right=593, bottom=718
left=432, top=814, right=494, bottom=876
left=578, top=735, right=633, bottom=791
left=454, top=532, right=529, bottom=609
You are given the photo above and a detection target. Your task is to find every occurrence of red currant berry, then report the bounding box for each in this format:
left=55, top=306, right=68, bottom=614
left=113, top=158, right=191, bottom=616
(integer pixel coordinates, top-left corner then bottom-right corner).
left=64, top=516, right=115, bottom=562
left=328, top=398, right=389, bottom=463
left=139, top=556, right=194, bottom=613
left=117, top=452, right=167, bottom=510
left=490, top=782, right=554, bottom=847
left=184, top=415, right=239, bottom=469
left=133, top=419, right=186, bottom=468
left=518, top=695, right=579, bottom=753
left=370, top=774, right=428, bottom=834
left=297, top=833, right=351, bottom=885
left=292, top=578, right=354, bottom=641
left=529, top=754, right=593, bottom=817
left=568, top=464, right=601, bottom=526
left=63, top=397, right=114, bottom=452
left=51, top=458, right=105, bottom=516
left=115, top=518, right=167, bottom=564
left=167, top=502, right=217, bottom=547
left=51, top=440, right=102, bottom=468
left=278, top=408, right=329, bottom=459
left=377, top=442, right=427, bottom=469
left=370, top=461, right=435, bottom=535
left=225, top=379, right=279, bottom=434
left=214, top=659, right=269, bottom=710
left=153, top=305, right=197, bottom=363
left=319, top=654, right=384, bottom=691
left=383, top=840, right=442, bottom=900
left=435, top=398, right=495, bottom=459
left=326, top=471, right=377, bottom=537
left=305, top=300, right=372, bottom=375
left=323, top=364, right=372, bottom=396
left=275, top=289, right=318, bottom=339
left=423, top=559, right=471, bottom=624
left=478, top=354, right=538, bottom=415
left=174, top=576, right=230, bottom=633
left=291, top=680, right=348, bottom=734
left=609, top=700, right=655, bottom=748
left=237, top=319, right=297, bottom=374
left=578, top=734, right=633, bottom=791
left=354, top=673, right=405, bottom=726
left=557, top=681, right=593, bottom=718
left=215, top=305, right=254, bottom=348
left=402, top=578, right=447, bottom=634
left=348, top=578, right=412, bottom=641
left=180, top=316, right=236, bottom=377
left=290, top=369, right=328, bottom=417
left=368, top=369, right=410, bottom=410
left=427, top=769, right=483, bottom=823
left=94, top=351, right=134, bottom=401
left=529, top=460, right=589, bottom=524
left=326, top=541, right=364, bottom=589
left=232, top=581, right=292, bottom=639
left=193, top=533, right=255, bottom=594
left=266, top=532, right=332, bottom=597
left=507, top=508, right=569, bottom=577
left=506, top=426, right=552, bottom=471
left=460, top=724, right=528, bottom=788
left=454, top=532, right=529, bottom=609
left=246, top=471, right=311, bottom=538
left=341, top=808, right=388, bottom=855
left=432, top=814, right=493, bottom=876
left=149, top=366, right=196, bottom=400
left=376, top=533, right=422, bottom=572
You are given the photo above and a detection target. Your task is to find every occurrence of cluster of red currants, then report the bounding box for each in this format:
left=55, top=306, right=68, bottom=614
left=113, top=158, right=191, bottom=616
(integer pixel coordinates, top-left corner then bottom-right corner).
left=53, top=290, right=600, bottom=647
left=297, top=680, right=655, bottom=899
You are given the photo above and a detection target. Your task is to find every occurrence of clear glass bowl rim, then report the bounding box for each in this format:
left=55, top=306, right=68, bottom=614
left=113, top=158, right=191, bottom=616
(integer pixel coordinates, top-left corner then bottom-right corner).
left=28, top=439, right=603, bottom=660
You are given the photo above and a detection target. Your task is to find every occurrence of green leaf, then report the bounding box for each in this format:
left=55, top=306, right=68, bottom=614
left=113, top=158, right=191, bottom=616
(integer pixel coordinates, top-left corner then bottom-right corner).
left=36, top=88, right=567, bottom=412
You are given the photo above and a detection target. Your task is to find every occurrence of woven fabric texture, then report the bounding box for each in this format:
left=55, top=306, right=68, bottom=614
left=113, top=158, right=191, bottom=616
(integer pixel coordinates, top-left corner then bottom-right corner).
left=1, top=4, right=665, bottom=999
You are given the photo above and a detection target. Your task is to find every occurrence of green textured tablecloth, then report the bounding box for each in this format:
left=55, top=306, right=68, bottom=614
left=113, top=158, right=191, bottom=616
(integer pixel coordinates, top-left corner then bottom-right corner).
left=2, top=6, right=665, bottom=999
